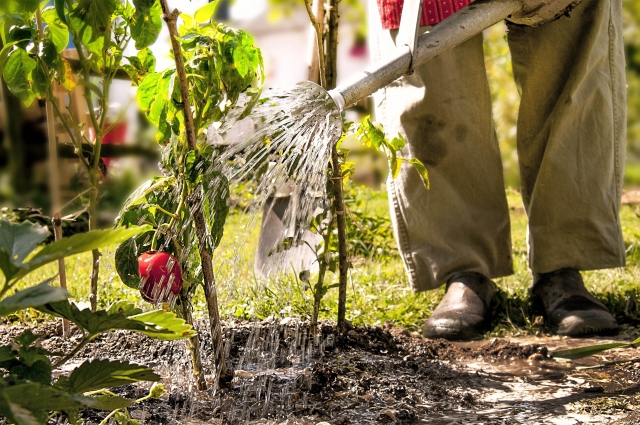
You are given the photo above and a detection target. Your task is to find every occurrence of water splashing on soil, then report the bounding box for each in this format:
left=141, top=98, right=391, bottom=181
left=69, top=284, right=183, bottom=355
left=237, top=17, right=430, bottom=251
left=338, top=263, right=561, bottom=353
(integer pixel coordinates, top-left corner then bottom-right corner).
left=4, top=321, right=639, bottom=424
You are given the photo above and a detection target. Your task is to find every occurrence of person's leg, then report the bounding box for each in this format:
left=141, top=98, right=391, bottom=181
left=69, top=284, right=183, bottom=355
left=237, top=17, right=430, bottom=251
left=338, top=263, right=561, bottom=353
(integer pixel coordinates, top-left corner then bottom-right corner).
left=369, top=1, right=512, bottom=340
left=369, top=4, right=513, bottom=294
left=508, top=0, right=626, bottom=335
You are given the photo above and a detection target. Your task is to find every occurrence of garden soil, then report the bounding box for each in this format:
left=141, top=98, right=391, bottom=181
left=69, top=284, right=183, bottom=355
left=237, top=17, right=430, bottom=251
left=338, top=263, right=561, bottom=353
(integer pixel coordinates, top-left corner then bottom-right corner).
left=2, top=319, right=639, bottom=425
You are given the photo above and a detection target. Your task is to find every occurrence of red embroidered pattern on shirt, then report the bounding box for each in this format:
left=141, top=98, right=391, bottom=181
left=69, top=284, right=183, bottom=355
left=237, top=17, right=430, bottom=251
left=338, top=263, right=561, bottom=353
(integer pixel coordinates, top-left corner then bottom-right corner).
left=377, top=0, right=472, bottom=30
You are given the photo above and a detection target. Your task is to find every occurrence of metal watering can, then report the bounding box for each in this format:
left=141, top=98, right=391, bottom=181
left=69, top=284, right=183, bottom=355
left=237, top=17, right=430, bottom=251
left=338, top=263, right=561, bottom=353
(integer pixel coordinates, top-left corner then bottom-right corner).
left=318, top=0, right=582, bottom=111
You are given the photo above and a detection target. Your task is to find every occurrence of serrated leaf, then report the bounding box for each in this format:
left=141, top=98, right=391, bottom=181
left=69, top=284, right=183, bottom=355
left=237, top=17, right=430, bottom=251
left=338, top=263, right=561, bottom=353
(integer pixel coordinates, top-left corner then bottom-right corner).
left=131, top=1, right=161, bottom=49
left=42, top=8, right=69, bottom=53
left=0, top=382, right=94, bottom=412
left=0, top=220, right=50, bottom=281
left=194, top=1, right=218, bottom=23
left=63, top=359, right=159, bottom=393
left=2, top=48, right=37, bottom=106
left=12, top=226, right=151, bottom=282
left=0, top=280, right=69, bottom=317
left=36, top=301, right=196, bottom=340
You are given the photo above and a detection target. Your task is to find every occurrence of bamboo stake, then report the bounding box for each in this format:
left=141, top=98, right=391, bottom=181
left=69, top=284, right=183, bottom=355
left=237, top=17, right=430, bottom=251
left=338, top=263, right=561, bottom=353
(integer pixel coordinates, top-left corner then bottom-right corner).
left=159, top=0, right=227, bottom=383
left=36, top=8, right=70, bottom=337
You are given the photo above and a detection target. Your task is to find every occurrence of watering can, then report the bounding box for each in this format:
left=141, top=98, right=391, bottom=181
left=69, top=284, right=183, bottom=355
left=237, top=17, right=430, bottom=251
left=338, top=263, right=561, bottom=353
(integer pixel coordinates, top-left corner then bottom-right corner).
left=255, top=0, right=581, bottom=277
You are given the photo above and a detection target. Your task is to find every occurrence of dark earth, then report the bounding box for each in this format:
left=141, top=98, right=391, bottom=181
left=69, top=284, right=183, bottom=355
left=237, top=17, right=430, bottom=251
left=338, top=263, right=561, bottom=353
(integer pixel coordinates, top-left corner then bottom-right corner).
left=1, top=319, right=639, bottom=424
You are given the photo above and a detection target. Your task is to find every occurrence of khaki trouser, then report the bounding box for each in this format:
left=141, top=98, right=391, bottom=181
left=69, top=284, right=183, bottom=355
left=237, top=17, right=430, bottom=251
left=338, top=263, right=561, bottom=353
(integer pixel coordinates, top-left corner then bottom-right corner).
left=370, top=0, right=627, bottom=292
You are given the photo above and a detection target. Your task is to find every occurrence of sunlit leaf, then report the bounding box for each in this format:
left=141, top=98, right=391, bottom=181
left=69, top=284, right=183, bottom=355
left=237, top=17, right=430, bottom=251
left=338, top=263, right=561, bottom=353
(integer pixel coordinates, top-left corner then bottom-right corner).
left=0, top=220, right=49, bottom=281
left=42, top=7, right=69, bottom=53
left=2, top=49, right=36, bottom=106
left=0, top=280, right=69, bottom=317
left=12, top=226, right=151, bottom=282
left=60, top=359, right=159, bottom=394
left=131, top=1, right=162, bottom=49
left=194, top=1, right=218, bottom=23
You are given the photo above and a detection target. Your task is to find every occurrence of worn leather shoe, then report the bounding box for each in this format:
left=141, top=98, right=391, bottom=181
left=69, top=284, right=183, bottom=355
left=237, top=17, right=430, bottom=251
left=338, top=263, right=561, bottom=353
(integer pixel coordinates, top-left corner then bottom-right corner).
left=531, top=268, right=618, bottom=337
left=423, top=272, right=496, bottom=340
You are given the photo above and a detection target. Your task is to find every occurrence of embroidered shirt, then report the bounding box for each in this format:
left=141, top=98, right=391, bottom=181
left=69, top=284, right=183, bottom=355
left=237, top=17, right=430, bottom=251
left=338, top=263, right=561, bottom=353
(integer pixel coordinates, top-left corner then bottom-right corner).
left=377, top=0, right=472, bottom=30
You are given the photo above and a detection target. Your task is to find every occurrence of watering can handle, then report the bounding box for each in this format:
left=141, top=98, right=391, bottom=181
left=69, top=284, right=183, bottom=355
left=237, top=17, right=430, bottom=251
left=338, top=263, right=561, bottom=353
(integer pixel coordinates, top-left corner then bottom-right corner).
left=396, top=0, right=423, bottom=70
left=327, top=0, right=523, bottom=110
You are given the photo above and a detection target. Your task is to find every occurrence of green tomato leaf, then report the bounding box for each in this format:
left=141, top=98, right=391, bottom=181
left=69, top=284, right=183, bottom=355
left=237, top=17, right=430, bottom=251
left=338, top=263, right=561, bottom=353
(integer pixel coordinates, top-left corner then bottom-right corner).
left=0, top=280, right=69, bottom=317
left=60, top=359, right=159, bottom=394
left=42, top=8, right=69, bottom=53
left=2, top=48, right=36, bottom=106
left=130, top=1, right=162, bottom=49
left=36, top=301, right=196, bottom=340
left=11, top=226, right=151, bottom=282
left=194, top=1, right=218, bottom=23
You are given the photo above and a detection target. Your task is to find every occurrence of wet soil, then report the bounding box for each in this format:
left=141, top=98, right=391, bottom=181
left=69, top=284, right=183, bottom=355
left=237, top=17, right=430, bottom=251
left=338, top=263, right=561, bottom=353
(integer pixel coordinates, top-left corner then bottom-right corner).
left=1, top=320, right=639, bottom=424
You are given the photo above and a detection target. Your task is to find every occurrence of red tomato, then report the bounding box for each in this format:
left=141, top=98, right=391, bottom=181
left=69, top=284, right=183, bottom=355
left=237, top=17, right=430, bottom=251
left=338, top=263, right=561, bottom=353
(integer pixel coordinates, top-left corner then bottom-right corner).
left=138, top=251, right=183, bottom=304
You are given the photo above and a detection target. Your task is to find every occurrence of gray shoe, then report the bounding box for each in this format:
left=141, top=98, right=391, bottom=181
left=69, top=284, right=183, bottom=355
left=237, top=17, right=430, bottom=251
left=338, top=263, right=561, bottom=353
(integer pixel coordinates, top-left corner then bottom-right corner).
left=423, top=272, right=496, bottom=341
left=531, top=268, right=618, bottom=337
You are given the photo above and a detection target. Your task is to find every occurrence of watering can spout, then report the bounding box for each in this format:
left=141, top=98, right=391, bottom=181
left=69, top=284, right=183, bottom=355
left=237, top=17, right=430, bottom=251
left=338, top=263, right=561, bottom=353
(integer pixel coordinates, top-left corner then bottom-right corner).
left=324, top=0, right=580, bottom=111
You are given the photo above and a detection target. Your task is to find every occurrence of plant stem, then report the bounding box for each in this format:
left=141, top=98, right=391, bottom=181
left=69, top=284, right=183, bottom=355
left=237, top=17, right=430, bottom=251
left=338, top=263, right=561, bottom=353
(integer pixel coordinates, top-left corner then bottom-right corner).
left=312, top=222, right=332, bottom=328
left=36, top=8, right=70, bottom=337
left=331, top=152, right=349, bottom=333
left=323, top=0, right=349, bottom=332
left=304, top=0, right=326, bottom=88
left=159, top=0, right=227, bottom=383
left=178, top=292, right=207, bottom=390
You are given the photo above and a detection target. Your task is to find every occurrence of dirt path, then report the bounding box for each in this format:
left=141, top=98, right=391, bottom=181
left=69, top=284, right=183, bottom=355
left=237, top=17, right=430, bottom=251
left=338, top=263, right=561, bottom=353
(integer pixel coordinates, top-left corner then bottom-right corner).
left=1, top=320, right=638, bottom=424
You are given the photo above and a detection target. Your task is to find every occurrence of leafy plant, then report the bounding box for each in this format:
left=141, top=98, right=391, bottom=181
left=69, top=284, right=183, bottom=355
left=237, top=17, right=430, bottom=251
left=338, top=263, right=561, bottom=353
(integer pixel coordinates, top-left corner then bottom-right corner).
left=0, top=0, right=165, bottom=312
left=113, top=0, right=264, bottom=389
left=0, top=219, right=195, bottom=424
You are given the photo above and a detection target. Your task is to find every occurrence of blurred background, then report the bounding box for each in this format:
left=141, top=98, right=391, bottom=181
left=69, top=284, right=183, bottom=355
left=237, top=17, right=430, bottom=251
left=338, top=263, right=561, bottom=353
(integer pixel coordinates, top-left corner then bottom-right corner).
left=0, top=0, right=639, bottom=222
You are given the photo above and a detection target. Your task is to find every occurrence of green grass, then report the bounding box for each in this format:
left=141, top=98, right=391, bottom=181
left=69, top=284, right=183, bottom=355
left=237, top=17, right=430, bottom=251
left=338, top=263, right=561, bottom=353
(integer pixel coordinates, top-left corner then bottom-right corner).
left=4, top=184, right=640, bottom=337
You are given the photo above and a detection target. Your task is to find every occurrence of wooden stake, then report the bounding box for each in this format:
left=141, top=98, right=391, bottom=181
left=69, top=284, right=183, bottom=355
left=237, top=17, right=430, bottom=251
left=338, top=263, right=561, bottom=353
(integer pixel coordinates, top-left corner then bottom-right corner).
left=36, top=8, right=70, bottom=337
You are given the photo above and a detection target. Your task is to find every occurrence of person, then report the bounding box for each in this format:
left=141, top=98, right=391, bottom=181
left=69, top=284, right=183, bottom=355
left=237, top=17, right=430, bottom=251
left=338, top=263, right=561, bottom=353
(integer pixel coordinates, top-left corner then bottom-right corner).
left=370, top=0, right=626, bottom=340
